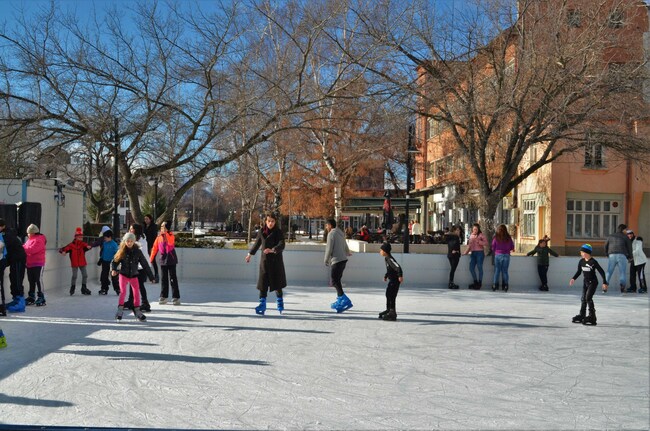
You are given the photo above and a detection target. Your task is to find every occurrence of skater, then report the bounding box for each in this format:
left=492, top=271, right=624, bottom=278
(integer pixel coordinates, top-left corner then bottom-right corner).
left=0, top=222, right=6, bottom=317
left=445, top=225, right=462, bottom=289
left=604, top=223, right=632, bottom=293
left=123, top=224, right=153, bottom=312
left=23, top=225, right=47, bottom=306
left=378, top=242, right=403, bottom=321
left=245, top=213, right=286, bottom=315
left=526, top=237, right=559, bottom=291
left=463, top=223, right=487, bottom=290
left=59, top=227, right=93, bottom=295
left=143, top=214, right=159, bottom=283
left=324, top=218, right=353, bottom=313
left=569, top=244, right=607, bottom=325
left=1, top=221, right=27, bottom=313
left=111, top=232, right=155, bottom=321
left=626, top=230, right=647, bottom=294
left=93, top=227, right=120, bottom=295
left=491, top=224, right=515, bottom=292
left=150, top=221, right=180, bottom=305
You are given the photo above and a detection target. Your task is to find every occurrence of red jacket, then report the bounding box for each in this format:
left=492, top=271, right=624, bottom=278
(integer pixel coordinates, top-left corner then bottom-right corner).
left=59, top=239, right=92, bottom=268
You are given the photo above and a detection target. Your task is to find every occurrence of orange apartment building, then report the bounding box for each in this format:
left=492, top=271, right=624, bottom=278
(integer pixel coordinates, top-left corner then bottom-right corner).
left=413, top=0, right=650, bottom=254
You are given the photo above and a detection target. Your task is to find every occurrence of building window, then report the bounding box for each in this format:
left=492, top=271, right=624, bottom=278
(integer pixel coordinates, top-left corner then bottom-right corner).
left=566, top=198, right=618, bottom=239
left=567, top=9, right=581, bottom=28
left=607, top=8, right=624, bottom=28
left=584, top=143, right=604, bottom=168
left=427, top=117, right=446, bottom=139
left=427, top=162, right=434, bottom=179
left=522, top=199, right=536, bottom=237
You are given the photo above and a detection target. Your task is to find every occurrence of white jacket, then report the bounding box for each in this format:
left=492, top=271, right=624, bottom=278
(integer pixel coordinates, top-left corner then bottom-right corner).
left=632, top=238, right=647, bottom=266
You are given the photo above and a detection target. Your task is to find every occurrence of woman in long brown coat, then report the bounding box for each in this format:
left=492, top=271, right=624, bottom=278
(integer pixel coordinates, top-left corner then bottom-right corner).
left=245, top=213, right=287, bottom=315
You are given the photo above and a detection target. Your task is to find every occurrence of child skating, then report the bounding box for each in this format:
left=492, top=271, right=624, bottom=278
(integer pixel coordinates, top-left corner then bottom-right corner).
left=526, top=237, right=559, bottom=291
left=23, top=225, right=47, bottom=306
left=59, top=227, right=93, bottom=295
left=569, top=244, right=607, bottom=326
left=379, top=242, right=403, bottom=321
left=111, top=233, right=155, bottom=321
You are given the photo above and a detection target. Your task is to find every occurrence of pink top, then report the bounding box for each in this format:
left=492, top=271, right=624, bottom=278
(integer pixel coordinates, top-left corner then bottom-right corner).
left=24, top=233, right=47, bottom=268
left=491, top=237, right=515, bottom=255
left=466, top=232, right=487, bottom=253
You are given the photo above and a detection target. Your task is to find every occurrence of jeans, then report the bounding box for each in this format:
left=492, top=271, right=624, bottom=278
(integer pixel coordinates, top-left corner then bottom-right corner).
left=469, top=251, right=485, bottom=282
left=493, top=254, right=511, bottom=286
left=606, top=253, right=628, bottom=286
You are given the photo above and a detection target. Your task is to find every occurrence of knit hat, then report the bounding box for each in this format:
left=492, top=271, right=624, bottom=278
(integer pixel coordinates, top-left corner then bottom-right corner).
left=580, top=244, right=592, bottom=254
left=122, top=232, right=136, bottom=243
left=99, top=226, right=112, bottom=237
left=380, top=242, right=392, bottom=253
left=26, top=224, right=39, bottom=234
left=74, top=227, right=83, bottom=237
left=626, top=229, right=634, bottom=235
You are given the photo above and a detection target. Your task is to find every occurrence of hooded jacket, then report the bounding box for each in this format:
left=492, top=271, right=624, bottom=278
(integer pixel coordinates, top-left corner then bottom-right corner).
left=112, top=244, right=155, bottom=279
left=150, top=231, right=177, bottom=266
left=324, top=227, right=350, bottom=265
left=24, top=233, right=47, bottom=268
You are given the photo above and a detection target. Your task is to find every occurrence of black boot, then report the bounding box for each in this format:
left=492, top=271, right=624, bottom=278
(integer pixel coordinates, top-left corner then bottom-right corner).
left=382, top=309, right=397, bottom=321
left=378, top=309, right=389, bottom=319
left=468, top=281, right=476, bottom=289
left=81, top=284, right=91, bottom=295
left=572, top=314, right=584, bottom=324
left=502, top=284, right=509, bottom=292
left=492, top=283, right=499, bottom=291
left=70, top=285, right=76, bottom=295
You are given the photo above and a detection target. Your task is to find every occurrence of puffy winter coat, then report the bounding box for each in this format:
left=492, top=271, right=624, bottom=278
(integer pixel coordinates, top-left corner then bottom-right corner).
left=112, top=245, right=155, bottom=279
left=24, top=233, right=47, bottom=268
left=59, top=239, right=92, bottom=267
left=150, top=232, right=178, bottom=266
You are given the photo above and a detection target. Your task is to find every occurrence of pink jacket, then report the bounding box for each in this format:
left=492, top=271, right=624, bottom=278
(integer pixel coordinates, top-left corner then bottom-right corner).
left=465, top=232, right=487, bottom=253
left=24, top=233, right=47, bottom=268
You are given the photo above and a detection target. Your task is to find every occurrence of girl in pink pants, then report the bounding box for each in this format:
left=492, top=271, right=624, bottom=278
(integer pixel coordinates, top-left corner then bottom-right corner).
left=111, top=233, right=155, bottom=321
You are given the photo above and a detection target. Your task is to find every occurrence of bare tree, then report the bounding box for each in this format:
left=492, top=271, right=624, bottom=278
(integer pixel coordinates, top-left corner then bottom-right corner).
left=339, top=0, right=650, bottom=236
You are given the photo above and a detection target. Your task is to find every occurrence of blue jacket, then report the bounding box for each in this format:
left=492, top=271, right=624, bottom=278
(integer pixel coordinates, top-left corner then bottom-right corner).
left=100, top=239, right=119, bottom=262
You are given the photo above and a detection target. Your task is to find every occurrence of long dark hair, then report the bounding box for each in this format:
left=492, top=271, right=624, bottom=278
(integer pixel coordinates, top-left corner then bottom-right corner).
left=495, top=224, right=511, bottom=242
left=471, top=223, right=482, bottom=235
left=131, top=223, right=144, bottom=240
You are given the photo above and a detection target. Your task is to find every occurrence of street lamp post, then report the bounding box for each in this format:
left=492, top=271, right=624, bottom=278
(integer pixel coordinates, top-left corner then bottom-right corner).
left=404, top=124, right=418, bottom=254
left=147, top=176, right=161, bottom=222
left=112, top=117, right=120, bottom=238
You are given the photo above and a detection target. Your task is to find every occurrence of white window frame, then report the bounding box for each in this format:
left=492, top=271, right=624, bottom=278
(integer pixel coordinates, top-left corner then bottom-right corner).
left=522, top=199, right=536, bottom=237
left=566, top=198, right=619, bottom=239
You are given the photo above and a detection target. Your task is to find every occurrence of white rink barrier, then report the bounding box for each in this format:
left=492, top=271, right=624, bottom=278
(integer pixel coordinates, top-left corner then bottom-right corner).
left=8, top=247, right=633, bottom=296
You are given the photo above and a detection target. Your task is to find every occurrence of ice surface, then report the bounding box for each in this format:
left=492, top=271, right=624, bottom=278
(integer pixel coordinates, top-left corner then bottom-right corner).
left=1, top=281, right=648, bottom=430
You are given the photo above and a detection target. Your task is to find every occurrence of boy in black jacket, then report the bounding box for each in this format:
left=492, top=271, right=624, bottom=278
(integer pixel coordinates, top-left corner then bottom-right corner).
left=379, top=242, right=403, bottom=321
left=569, top=244, right=608, bottom=326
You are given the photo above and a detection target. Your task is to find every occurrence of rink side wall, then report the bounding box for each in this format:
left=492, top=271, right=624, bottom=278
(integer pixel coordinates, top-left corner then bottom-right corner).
left=24, top=246, right=628, bottom=296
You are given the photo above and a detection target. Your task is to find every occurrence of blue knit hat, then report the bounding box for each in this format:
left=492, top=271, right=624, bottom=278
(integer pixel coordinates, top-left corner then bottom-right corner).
left=580, top=244, right=592, bottom=254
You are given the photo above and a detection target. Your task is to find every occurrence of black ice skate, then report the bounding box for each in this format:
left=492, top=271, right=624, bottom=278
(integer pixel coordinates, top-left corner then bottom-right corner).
left=492, top=283, right=499, bottom=291
left=572, top=314, right=584, bottom=324
left=133, top=307, right=146, bottom=322
left=582, top=314, right=597, bottom=326
left=382, top=309, right=397, bottom=321
left=378, top=309, right=389, bottom=319
left=70, top=285, right=76, bottom=295
left=81, top=285, right=91, bottom=295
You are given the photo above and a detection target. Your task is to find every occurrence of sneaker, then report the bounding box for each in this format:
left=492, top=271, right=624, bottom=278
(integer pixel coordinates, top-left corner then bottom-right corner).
left=159, top=297, right=168, bottom=305
left=7, top=296, right=25, bottom=313
left=172, top=298, right=181, bottom=305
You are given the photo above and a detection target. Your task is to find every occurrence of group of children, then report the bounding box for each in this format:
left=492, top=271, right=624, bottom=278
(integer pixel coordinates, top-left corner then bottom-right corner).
left=0, top=218, right=181, bottom=323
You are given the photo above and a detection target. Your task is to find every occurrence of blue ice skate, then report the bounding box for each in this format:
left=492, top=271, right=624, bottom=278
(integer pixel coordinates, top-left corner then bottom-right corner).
left=255, top=297, right=267, bottom=315
left=334, top=294, right=353, bottom=313
left=276, top=297, right=284, bottom=314
left=7, top=296, right=25, bottom=313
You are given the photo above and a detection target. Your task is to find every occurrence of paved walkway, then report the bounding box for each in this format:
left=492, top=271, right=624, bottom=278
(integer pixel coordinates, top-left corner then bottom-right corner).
left=1, top=281, right=648, bottom=430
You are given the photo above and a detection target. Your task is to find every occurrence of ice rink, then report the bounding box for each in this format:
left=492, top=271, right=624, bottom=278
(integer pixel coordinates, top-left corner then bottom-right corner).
left=1, top=280, right=648, bottom=430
